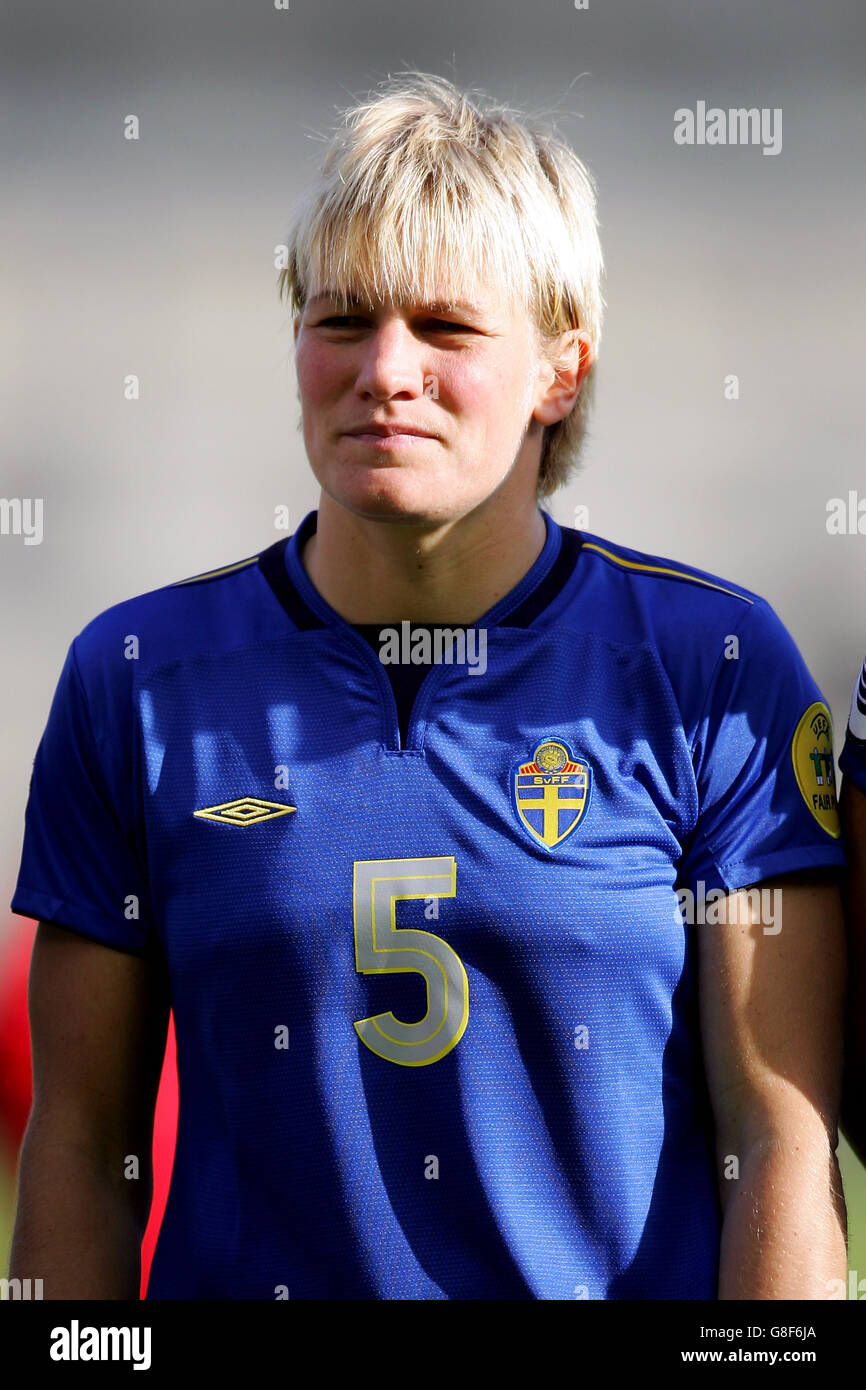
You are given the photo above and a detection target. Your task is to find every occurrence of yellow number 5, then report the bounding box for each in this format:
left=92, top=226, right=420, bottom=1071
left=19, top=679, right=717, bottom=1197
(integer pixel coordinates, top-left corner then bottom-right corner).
left=353, top=856, right=469, bottom=1066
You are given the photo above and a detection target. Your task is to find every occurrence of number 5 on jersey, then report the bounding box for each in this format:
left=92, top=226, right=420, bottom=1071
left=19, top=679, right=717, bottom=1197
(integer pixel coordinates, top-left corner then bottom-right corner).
left=352, top=856, right=469, bottom=1066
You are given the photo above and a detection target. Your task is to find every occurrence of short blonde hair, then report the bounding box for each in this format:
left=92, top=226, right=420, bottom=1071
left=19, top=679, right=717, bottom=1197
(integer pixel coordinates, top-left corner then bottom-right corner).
left=279, top=71, right=605, bottom=497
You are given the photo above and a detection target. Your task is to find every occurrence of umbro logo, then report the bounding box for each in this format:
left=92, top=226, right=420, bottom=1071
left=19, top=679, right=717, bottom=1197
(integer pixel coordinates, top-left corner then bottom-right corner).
left=193, top=796, right=297, bottom=826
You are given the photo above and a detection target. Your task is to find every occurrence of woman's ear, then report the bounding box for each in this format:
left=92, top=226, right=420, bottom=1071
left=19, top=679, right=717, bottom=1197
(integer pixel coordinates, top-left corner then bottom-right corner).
left=533, top=330, right=594, bottom=427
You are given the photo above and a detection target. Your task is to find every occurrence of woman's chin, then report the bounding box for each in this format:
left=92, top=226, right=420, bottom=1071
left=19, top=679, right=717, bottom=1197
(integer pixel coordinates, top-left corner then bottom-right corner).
left=321, top=465, right=460, bottom=523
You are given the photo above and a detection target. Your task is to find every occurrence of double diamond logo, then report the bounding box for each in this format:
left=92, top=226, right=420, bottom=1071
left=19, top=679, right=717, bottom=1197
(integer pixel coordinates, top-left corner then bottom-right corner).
left=193, top=796, right=297, bottom=826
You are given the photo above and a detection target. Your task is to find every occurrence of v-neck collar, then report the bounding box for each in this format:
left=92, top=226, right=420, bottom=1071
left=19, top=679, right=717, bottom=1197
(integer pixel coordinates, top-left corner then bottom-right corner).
left=255, top=506, right=584, bottom=753
left=279, top=507, right=564, bottom=633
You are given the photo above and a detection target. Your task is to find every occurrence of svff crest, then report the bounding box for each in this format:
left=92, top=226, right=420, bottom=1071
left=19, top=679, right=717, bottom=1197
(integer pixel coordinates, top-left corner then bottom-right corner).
left=511, top=737, right=592, bottom=849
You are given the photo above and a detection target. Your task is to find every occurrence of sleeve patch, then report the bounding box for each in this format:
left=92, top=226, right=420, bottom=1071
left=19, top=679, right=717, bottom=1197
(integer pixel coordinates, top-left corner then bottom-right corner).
left=791, top=701, right=840, bottom=838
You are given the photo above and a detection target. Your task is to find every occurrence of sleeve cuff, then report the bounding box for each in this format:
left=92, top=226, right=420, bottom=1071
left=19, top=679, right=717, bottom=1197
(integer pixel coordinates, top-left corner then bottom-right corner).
left=715, top=841, right=847, bottom=892
left=10, top=886, right=152, bottom=957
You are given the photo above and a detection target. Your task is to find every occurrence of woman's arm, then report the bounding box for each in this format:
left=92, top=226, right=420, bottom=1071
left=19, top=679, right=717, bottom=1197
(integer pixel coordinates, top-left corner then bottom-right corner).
left=698, top=870, right=847, bottom=1299
left=9, top=922, right=170, bottom=1299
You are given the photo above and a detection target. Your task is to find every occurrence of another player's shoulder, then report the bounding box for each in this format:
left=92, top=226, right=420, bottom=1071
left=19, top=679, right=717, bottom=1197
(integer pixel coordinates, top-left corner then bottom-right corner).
left=840, top=655, right=866, bottom=794
left=846, top=655, right=866, bottom=742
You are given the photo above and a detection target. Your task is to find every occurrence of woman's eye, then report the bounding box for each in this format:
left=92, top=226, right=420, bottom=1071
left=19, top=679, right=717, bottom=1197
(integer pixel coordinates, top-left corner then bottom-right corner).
left=316, top=316, right=470, bottom=332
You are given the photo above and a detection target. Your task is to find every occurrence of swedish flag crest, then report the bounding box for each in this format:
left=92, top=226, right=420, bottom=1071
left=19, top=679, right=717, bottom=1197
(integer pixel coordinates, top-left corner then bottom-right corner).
left=511, top=737, right=592, bottom=850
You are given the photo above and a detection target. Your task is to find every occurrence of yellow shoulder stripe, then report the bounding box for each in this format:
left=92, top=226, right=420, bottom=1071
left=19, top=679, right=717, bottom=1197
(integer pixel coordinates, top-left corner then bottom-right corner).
left=170, top=553, right=262, bottom=587
left=581, top=542, right=754, bottom=605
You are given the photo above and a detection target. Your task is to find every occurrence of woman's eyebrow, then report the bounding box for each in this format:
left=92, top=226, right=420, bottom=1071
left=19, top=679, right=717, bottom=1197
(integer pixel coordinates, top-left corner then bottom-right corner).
left=309, top=292, right=486, bottom=317
left=423, top=300, right=485, bottom=317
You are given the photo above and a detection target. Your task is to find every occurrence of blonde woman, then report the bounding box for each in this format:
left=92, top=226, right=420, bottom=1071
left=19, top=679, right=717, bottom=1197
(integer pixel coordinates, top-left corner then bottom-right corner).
left=11, top=73, right=847, bottom=1300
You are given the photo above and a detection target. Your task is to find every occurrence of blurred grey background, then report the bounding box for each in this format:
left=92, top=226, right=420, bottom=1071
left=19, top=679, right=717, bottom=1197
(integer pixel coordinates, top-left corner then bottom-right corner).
left=2, top=0, right=865, bottom=1259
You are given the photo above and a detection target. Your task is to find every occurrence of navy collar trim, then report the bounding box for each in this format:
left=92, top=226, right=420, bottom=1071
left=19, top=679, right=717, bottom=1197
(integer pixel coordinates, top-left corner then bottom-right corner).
left=257, top=508, right=582, bottom=633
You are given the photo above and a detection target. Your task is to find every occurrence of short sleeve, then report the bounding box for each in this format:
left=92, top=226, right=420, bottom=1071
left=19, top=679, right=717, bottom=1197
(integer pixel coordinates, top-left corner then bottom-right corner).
left=679, top=598, right=846, bottom=893
left=10, top=638, right=154, bottom=954
left=839, top=655, right=866, bottom=796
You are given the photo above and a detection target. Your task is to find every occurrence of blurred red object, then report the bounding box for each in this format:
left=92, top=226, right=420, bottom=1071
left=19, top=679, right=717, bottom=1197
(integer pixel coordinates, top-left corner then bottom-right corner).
left=0, top=918, right=36, bottom=1148
left=140, top=1011, right=177, bottom=1297
left=0, top=916, right=177, bottom=1297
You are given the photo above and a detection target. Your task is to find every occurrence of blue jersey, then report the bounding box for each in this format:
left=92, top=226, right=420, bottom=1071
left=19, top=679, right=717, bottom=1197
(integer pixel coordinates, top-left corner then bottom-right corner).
left=840, top=656, right=866, bottom=795
left=11, top=508, right=845, bottom=1300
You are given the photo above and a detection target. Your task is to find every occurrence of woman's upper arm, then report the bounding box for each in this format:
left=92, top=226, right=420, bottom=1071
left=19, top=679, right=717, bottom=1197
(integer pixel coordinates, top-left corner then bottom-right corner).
left=27, top=921, right=170, bottom=1162
left=697, top=872, right=846, bottom=1169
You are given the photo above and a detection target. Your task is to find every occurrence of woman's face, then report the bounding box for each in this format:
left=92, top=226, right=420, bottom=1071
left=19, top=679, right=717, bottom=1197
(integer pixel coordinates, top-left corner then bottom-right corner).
left=293, top=281, right=558, bottom=525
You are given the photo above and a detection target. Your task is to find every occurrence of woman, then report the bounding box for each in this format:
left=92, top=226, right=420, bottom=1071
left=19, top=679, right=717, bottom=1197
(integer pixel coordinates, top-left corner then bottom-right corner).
left=10, top=72, right=847, bottom=1299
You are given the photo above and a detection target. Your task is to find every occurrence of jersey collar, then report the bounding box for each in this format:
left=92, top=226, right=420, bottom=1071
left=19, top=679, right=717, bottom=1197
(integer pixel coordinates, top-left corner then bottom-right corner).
left=258, top=506, right=581, bottom=633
